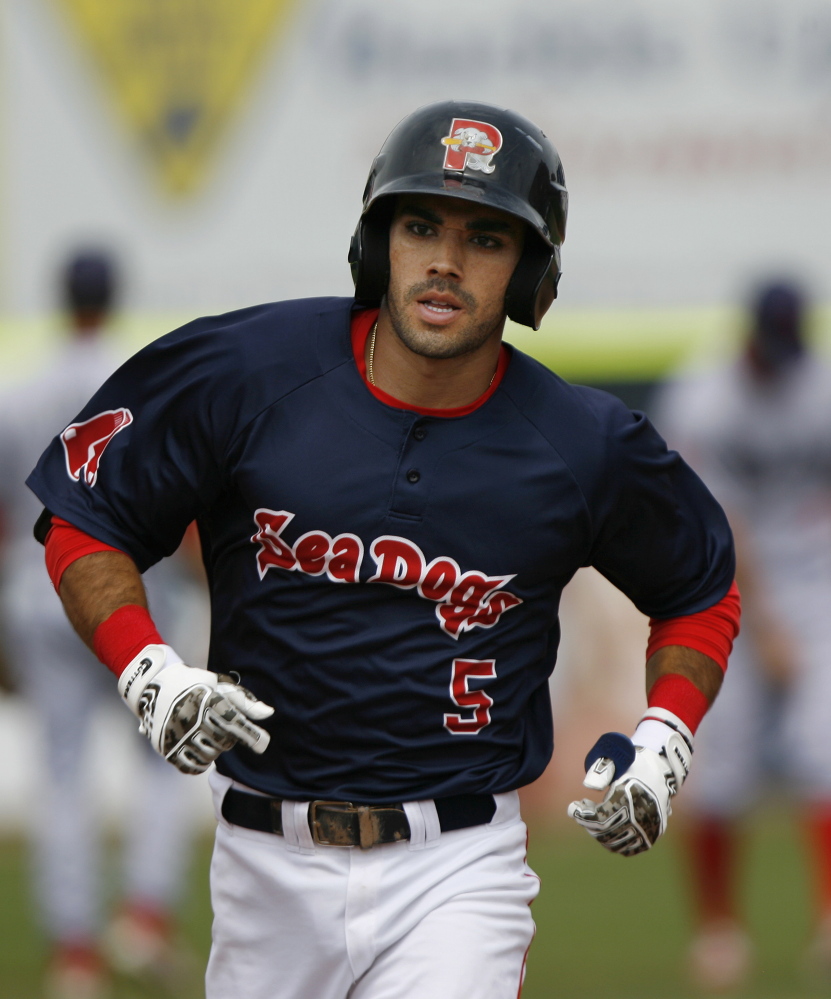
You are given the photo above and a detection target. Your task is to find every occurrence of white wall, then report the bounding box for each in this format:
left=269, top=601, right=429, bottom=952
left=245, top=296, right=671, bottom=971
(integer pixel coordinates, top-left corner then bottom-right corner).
left=2, top=0, right=829, bottom=320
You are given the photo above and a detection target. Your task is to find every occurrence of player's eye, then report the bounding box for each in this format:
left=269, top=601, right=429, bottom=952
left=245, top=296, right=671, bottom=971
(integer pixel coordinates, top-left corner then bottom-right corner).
left=470, top=233, right=502, bottom=249
left=405, top=221, right=435, bottom=238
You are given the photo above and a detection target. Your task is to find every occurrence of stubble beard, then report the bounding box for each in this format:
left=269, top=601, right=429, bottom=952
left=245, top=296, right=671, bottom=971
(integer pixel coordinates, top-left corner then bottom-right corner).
left=386, top=278, right=505, bottom=360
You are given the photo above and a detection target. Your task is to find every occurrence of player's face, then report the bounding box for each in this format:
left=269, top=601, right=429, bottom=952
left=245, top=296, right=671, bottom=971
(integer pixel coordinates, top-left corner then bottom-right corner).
left=385, top=195, right=525, bottom=360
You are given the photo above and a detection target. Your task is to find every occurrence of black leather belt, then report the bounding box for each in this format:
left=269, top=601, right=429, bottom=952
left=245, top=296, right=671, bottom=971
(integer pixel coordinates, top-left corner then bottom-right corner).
left=221, top=787, right=497, bottom=849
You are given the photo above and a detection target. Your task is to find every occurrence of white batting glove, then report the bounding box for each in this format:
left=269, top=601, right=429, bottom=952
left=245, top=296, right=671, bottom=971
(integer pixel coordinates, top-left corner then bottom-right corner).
left=117, top=644, right=274, bottom=775
left=567, top=708, right=693, bottom=856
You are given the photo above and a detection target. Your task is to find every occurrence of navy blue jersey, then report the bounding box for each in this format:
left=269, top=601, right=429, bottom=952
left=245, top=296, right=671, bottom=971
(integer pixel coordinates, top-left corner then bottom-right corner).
left=27, top=297, right=734, bottom=802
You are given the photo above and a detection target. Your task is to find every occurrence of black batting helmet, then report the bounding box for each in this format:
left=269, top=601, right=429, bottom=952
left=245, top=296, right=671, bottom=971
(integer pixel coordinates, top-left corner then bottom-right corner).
left=349, top=100, right=568, bottom=330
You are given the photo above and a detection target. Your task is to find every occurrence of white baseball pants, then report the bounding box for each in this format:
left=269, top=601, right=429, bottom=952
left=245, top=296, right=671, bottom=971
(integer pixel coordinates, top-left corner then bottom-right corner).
left=207, top=771, right=539, bottom=999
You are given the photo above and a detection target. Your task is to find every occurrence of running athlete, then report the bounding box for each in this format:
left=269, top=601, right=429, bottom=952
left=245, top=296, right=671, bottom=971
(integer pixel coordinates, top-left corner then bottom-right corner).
left=655, top=280, right=831, bottom=990
left=26, top=101, right=740, bottom=999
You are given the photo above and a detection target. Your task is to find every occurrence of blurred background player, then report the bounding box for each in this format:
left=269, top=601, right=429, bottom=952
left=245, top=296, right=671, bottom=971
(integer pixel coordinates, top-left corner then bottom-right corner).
left=654, top=279, right=831, bottom=990
left=0, top=249, right=206, bottom=999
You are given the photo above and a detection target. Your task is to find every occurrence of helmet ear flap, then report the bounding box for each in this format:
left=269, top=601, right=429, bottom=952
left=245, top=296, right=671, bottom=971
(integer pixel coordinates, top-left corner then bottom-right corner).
left=350, top=199, right=395, bottom=305
left=505, top=234, right=559, bottom=331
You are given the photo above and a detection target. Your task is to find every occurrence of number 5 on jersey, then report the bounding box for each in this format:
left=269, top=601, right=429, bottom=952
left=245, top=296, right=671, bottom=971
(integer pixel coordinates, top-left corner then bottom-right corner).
left=444, top=659, right=496, bottom=735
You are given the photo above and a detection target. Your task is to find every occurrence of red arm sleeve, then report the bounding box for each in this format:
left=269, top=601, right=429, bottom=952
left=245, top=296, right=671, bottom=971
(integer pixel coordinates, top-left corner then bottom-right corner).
left=44, top=516, right=124, bottom=592
left=646, top=581, right=741, bottom=672
left=643, top=582, right=741, bottom=733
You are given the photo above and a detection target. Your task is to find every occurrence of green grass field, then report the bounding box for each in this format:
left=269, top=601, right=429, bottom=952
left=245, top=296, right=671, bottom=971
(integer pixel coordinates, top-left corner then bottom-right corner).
left=0, top=807, right=824, bottom=998
left=523, top=810, right=821, bottom=999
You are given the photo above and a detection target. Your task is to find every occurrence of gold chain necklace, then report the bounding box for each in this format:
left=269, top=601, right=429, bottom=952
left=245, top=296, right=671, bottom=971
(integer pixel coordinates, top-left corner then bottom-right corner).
left=368, top=321, right=378, bottom=386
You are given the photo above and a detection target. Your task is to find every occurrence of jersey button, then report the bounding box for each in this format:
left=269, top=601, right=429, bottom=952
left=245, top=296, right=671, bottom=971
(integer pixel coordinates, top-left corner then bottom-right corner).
left=406, top=468, right=421, bottom=483
left=412, top=426, right=427, bottom=441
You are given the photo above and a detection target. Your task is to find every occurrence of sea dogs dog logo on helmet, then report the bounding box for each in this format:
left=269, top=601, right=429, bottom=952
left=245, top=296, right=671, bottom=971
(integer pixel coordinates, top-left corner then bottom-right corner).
left=441, top=119, right=503, bottom=174
left=61, top=408, right=133, bottom=486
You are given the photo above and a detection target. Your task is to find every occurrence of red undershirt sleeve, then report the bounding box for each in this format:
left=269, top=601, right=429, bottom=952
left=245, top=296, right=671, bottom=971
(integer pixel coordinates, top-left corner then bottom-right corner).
left=44, top=516, right=124, bottom=591
left=644, top=581, right=741, bottom=733
left=646, top=581, right=741, bottom=671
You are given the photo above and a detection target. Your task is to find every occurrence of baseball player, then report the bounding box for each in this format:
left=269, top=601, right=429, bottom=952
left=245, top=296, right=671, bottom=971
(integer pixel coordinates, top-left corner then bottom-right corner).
left=25, top=101, right=740, bottom=999
left=654, top=280, right=831, bottom=990
left=0, top=251, right=201, bottom=999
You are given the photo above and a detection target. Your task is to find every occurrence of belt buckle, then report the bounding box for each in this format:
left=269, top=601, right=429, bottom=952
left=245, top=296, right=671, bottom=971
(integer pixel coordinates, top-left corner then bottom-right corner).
left=309, top=800, right=364, bottom=848
left=309, top=801, right=409, bottom=849
left=310, top=801, right=382, bottom=849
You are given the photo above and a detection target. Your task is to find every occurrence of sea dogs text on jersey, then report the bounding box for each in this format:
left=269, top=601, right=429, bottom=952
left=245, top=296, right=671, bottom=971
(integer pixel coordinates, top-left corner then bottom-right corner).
left=252, top=508, right=522, bottom=639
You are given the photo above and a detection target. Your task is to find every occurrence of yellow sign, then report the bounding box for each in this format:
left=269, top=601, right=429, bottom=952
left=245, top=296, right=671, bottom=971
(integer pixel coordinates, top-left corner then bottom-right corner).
left=54, top=0, right=300, bottom=195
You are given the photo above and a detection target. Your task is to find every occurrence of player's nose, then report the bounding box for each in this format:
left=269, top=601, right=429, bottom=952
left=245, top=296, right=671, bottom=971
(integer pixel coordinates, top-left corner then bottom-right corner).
left=427, top=230, right=465, bottom=282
